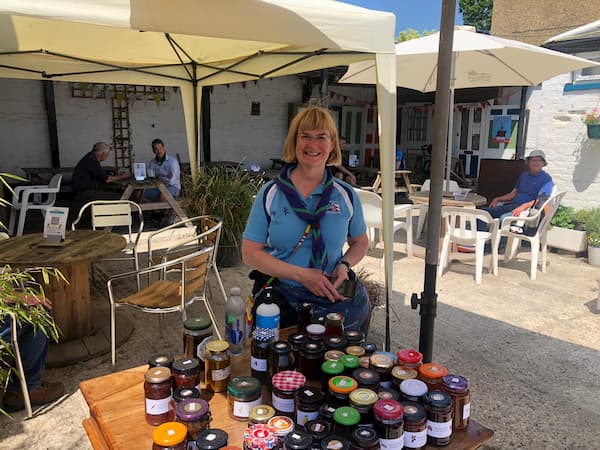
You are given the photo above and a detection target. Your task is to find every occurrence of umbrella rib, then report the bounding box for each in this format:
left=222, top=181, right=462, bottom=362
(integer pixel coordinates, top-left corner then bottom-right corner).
left=165, top=33, right=194, bottom=81
left=0, top=64, right=45, bottom=76
left=260, top=48, right=328, bottom=78
left=477, top=50, right=535, bottom=85
left=196, top=52, right=262, bottom=83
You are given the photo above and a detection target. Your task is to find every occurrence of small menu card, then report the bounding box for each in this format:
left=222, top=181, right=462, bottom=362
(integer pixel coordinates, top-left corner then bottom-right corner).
left=134, top=163, right=147, bottom=181
left=43, top=207, right=69, bottom=243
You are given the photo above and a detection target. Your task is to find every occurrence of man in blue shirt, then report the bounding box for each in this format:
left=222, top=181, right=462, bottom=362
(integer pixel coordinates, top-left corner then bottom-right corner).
left=144, top=138, right=181, bottom=202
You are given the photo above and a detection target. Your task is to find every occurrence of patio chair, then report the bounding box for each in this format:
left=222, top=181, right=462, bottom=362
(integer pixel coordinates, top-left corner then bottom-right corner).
left=438, top=207, right=500, bottom=285
left=107, top=247, right=213, bottom=366
left=415, top=179, right=461, bottom=238
left=355, top=188, right=413, bottom=258
left=8, top=173, right=62, bottom=236
left=72, top=200, right=144, bottom=289
left=500, top=191, right=566, bottom=280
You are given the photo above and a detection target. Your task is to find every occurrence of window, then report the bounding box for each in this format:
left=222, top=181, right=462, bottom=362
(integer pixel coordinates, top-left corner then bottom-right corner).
left=572, top=51, right=600, bottom=84
left=406, top=107, right=429, bottom=142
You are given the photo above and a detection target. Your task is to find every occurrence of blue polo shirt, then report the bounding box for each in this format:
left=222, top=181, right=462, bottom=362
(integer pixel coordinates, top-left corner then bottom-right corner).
left=243, top=176, right=366, bottom=285
left=513, top=170, right=552, bottom=205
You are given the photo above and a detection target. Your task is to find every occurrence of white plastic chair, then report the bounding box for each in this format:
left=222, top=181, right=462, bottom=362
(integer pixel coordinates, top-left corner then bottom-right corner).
left=500, top=191, right=566, bottom=280
left=415, top=179, right=461, bottom=238
left=8, top=174, right=62, bottom=236
left=438, top=207, right=500, bottom=285
left=355, top=188, right=413, bottom=258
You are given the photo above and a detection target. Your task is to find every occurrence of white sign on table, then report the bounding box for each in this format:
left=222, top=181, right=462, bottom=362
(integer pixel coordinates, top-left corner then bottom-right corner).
left=43, top=207, right=69, bottom=243
left=134, top=163, right=147, bottom=181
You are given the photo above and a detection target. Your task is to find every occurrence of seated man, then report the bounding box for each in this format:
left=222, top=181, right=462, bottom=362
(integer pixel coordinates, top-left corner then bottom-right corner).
left=144, top=138, right=181, bottom=203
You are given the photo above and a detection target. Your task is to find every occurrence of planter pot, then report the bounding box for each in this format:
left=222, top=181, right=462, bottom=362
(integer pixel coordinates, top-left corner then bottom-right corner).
left=588, top=245, right=600, bottom=266
left=587, top=124, right=600, bottom=139
left=546, top=227, right=587, bottom=253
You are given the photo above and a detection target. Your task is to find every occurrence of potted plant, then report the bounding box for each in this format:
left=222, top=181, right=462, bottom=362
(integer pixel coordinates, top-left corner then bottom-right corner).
left=582, top=108, right=600, bottom=139
left=583, top=207, right=600, bottom=266
left=183, top=166, right=264, bottom=267
left=547, top=206, right=587, bottom=253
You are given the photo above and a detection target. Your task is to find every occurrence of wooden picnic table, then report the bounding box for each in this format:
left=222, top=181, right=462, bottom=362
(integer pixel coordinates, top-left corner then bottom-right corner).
left=410, top=191, right=487, bottom=208
left=118, top=179, right=188, bottom=222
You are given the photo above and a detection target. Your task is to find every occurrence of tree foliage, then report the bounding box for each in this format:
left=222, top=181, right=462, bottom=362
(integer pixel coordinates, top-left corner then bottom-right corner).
left=459, top=0, right=493, bottom=34
left=396, top=28, right=437, bottom=43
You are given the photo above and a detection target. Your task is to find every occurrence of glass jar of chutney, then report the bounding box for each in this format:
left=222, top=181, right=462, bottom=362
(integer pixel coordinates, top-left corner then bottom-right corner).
left=400, top=379, right=428, bottom=404
left=305, top=419, right=331, bottom=448
left=297, top=302, right=314, bottom=333
left=152, top=421, right=187, bottom=450
left=323, top=335, right=347, bottom=351
left=369, top=353, right=394, bottom=389
left=175, top=398, right=210, bottom=444
left=298, top=341, right=324, bottom=381
left=373, top=399, right=404, bottom=449
left=173, top=357, right=201, bottom=391
left=228, top=376, right=263, bottom=421
left=327, top=376, right=357, bottom=408
left=196, top=428, right=229, bottom=449
left=352, top=368, right=380, bottom=390
left=423, top=390, right=453, bottom=447
left=333, top=406, right=360, bottom=441
left=396, top=349, right=423, bottom=370
left=295, top=387, right=324, bottom=427
left=344, top=330, right=364, bottom=346
left=340, top=354, right=360, bottom=377
left=284, top=430, right=313, bottom=450
left=391, top=365, right=418, bottom=391
left=324, top=312, right=344, bottom=336
left=441, top=375, right=470, bottom=431
left=248, top=405, right=275, bottom=426
left=401, top=401, right=427, bottom=450
left=417, top=363, right=448, bottom=391
left=205, top=340, right=231, bottom=393
left=145, top=366, right=173, bottom=426
left=183, top=317, right=213, bottom=370
left=287, top=332, right=307, bottom=368
left=251, top=328, right=275, bottom=384
left=348, top=388, right=378, bottom=426
left=269, top=341, right=295, bottom=381
left=350, top=426, right=379, bottom=450
left=271, top=371, right=306, bottom=418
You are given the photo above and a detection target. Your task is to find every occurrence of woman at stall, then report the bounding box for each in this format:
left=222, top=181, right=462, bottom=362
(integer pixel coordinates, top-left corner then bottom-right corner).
left=242, top=106, right=371, bottom=332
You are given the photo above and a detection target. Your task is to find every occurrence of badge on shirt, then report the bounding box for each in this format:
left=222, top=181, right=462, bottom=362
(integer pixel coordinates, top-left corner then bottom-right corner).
left=327, top=201, right=341, bottom=213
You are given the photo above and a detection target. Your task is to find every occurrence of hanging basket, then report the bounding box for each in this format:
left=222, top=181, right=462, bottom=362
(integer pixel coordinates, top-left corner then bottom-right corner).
left=586, top=124, right=600, bottom=139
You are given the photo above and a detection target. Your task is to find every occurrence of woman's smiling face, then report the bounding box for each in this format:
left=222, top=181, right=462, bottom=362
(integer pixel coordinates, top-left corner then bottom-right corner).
left=295, top=129, right=333, bottom=169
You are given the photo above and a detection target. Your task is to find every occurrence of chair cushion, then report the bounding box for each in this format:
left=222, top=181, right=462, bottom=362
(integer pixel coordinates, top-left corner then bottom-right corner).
left=115, top=280, right=181, bottom=309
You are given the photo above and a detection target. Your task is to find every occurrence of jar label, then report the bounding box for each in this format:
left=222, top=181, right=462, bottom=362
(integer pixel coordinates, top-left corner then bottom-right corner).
left=145, top=396, right=171, bottom=415
left=251, top=356, right=267, bottom=372
left=463, top=402, right=471, bottom=419
left=296, top=409, right=319, bottom=426
left=380, top=434, right=404, bottom=449
left=426, top=419, right=452, bottom=438
left=271, top=392, right=295, bottom=413
left=404, top=429, right=427, bottom=448
left=233, top=396, right=263, bottom=418
left=211, top=366, right=231, bottom=381
left=196, top=336, right=213, bottom=362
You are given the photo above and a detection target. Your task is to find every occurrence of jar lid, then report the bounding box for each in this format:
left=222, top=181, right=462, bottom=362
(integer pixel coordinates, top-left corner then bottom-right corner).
left=321, top=435, right=351, bottom=449
left=173, top=386, right=201, bottom=403
left=272, top=370, right=306, bottom=391
left=306, top=323, right=326, bottom=335
left=148, top=353, right=173, bottom=368
left=361, top=342, right=378, bottom=354
left=349, top=388, right=378, bottom=406
left=254, top=328, right=276, bottom=342
left=287, top=332, right=307, bottom=346
left=243, top=424, right=277, bottom=448
left=172, top=357, right=200, bottom=374
left=183, top=316, right=212, bottom=331
left=400, top=379, right=428, bottom=397
left=321, top=360, right=344, bottom=375
left=152, top=422, right=187, bottom=446
left=328, top=375, right=358, bottom=394
left=376, top=388, right=400, bottom=402
left=397, top=349, right=423, bottom=364
left=296, top=387, right=325, bottom=404
left=318, top=404, right=336, bottom=421
left=324, top=350, right=345, bottom=361
left=333, top=406, right=360, bottom=426
left=340, top=354, right=360, bottom=370
left=352, top=368, right=380, bottom=387
left=375, top=351, right=397, bottom=364
left=401, top=401, right=427, bottom=422
left=270, top=341, right=292, bottom=354
left=284, top=430, right=313, bottom=449
left=249, top=405, right=275, bottom=422
left=267, top=416, right=294, bottom=435
left=205, top=340, right=230, bottom=353
left=301, top=341, right=325, bottom=355
left=144, top=366, right=171, bottom=383
left=442, top=374, right=469, bottom=392
left=323, top=335, right=347, bottom=350
left=298, top=302, right=314, bottom=313
left=369, top=353, right=394, bottom=369
left=325, top=312, right=344, bottom=324
left=228, top=376, right=261, bottom=397
left=373, top=399, right=403, bottom=420
left=351, top=426, right=379, bottom=446
left=196, top=428, right=229, bottom=449
left=418, top=362, right=448, bottom=379
left=391, top=366, right=417, bottom=381
left=344, top=329, right=364, bottom=344
left=424, top=390, right=452, bottom=409
left=175, top=398, right=209, bottom=421
left=345, top=345, right=366, bottom=357
left=305, top=418, right=331, bottom=438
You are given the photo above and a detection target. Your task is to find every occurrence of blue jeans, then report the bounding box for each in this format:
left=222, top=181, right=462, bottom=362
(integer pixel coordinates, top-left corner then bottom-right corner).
left=0, top=318, right=48, bottom=392
left=143, top=185, right=180, bottom=202
left=478, top=203, right=517, bottom=231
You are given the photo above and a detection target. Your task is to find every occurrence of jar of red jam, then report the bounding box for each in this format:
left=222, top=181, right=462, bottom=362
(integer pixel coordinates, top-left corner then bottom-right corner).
left=324, top=312, right=344, bottom=336
left=391, top=365, right=418, bottom=391
left=396, top=349, right=423, bottom=369
left=172, top=357, right=201, bottom=391
left=271, top=371, right=306, bottom=418
left=441, top=374, right=470, bottom=430
left=145, top=367, right=173, bottom=426
left=373, top=399, right=404, bottom=449
left=295, top=387, right=325, bottom=427
left=369, top=353, right=395, bottom=389
left=152, top=422, right=187, bottom=450
left=423, top=390, right=453, bottom=446
left=417, top=363, right=448, bottom=391
left=400, top=379, right=428, bottom=403
left=402, top=401, right=427, bottom=449
left=175, top=398, right=211, bottom=443
left=298, top=341, right=325, bottom=381
left=328, top=375, right=358, bottom=408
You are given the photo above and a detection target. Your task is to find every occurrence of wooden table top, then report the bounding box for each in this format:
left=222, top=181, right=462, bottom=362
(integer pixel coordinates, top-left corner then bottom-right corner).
left=0, top=230, right=126, bottom=266
left=410, top=191, right=487, bottom=208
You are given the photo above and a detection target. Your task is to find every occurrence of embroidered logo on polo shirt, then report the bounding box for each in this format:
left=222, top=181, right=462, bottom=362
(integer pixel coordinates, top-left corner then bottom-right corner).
left=327, top=201, right=341, bottom=213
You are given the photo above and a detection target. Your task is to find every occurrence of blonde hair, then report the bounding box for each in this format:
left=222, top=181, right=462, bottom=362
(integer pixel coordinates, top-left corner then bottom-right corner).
left=282, top=106, right=341, bottom=166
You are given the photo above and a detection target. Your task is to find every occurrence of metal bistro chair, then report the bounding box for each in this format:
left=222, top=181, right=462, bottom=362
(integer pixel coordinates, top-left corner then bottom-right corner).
left=107, top=246, right=214, bottom=366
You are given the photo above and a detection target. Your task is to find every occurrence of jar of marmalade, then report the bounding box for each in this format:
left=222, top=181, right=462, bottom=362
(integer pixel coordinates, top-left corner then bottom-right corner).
left=423, top=391, right=453, bottom=446
left=417, top=363, right=448, bottom=391
left=271, top=371, right=306, bottom=418
left=441, top=374, right=470, bottom=430
left=248, top=405, right=276, bottom=426
left=196, top=428, right=229, bottom=449
left=183, top=317, right=213, bottom=369
left=145, top=367, right=172, bottom=426
left=396, top=349, right=423, bottom=370
left=152, top=422, right=187, bottom=450
left=175, top=398, right=210, bottom=443
left=295, top=387, right=324, bottom=427
left=328, top=375, right=358, bottom=408
left=402, top=401, right=427, bottom=449
left=373, top=399, right=404, bottom=449
left=172, top=358, right=201, bottom=391
left=298, top=341, right=324, bottom=381
left=324, top=312, right=344, bottom=336
left=205, top=340, right=231, bottom=393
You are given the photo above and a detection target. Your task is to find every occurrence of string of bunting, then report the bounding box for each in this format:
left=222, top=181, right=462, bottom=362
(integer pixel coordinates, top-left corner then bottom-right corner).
left=327, top=88, right=377, bottom=107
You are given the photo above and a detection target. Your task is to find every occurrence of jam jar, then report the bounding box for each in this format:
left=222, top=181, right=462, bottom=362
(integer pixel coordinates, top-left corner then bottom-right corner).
left=344, top=330, right=364, bottom=346
left=328, top=376, right=358, bottom=408
left=402, top=401, right=427, bottom=450
left=152, top=422, right=187, bottom=450
left=348, top=388, right=378, bottom=426
left=298, top=341, right=325, bottom=381
left=350, top=426, right=379, bottom=450
left=352, top=368, right=380, bottom=390
left=345, top=345, right=366, bottom=358
left=369, top=353, right=395, bottom=389
left=251, top=328, right=275, bottom=384
left=340, top=354, right=360, bottom=377
left=391, top=365, right=418, bottom=390
left=271, top=371, right=306, bottom=418
left=145, top=366, right=173, bottom=426
left=295, top=387, right=325, bottom=427
left=284, top=430, right=313, bottom=450
left=423, top=390, right=453, bottom=447
left=373, top=399, right=404, bottom=449
left=243, top=424, right=277, bottom=450
left=304, top=419, right=331, bottom=448
left=175, top=398, right=211, bottom=444
left=269, top=341, right=295, bottom=381
left=324, top=350, right=345, bottom=362
left=441, top=375, right=470, bottom=431
left=228, top=376, right=263, bottom=421
left=196, top=428, right=229, bottom=449
left=288, top=332, right=307, bottom=368
left=321, top=360, right=344, bottom=393
left=248, top=405, right=276, bottom=426
left=400, top=379, right=428, bottom=403
left=267, top=416, right=294, bottom=447
left=183, top=317, right=213, bottom=369
left=318, top=403, right=337, bottom=423
left=173, top=358, right=201, bottom=391
left=332, top=406, right=360, bottom=441
left=361, top=342, right=378, bottom=356
left=169, top=386, right=201, bottom=421
left=396, top=349, right=423, bottom=370
left=324, top=312, right=344, bottom=336
left=376, top=387, right=401, bottom=402
left=306, top=323, right=326, bottom=342
left=205, top=340, right=231, bottom=393
left=149, top=353, right=174, bottom=369
left=297, top=302, right=314, bottom=333
left=417, top=363, right=448, bottom=391
left=323, top=335, right=347, bottom=351
left=321, top=435, right=351, bottom=450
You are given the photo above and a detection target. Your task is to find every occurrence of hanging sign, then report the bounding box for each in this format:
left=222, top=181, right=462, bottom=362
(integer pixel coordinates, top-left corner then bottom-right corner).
left=492, top=115, right=512, bottom=143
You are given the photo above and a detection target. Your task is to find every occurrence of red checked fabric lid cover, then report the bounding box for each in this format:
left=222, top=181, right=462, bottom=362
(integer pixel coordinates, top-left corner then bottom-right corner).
left=272, top=370, right=306, bottom=391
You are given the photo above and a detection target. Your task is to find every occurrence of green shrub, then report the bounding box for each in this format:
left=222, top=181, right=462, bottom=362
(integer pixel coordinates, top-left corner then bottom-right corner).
left=584, top=208, right=600, bottom=247
left=550, top=206, right=576, bottom=229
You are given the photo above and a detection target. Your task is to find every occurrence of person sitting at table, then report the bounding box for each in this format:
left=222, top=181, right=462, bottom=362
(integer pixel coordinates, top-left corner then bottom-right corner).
left=242, top=106, right=371, bottom=333
left=144, top=138, right=181, bottom=203
left=332, top=136, right=357, bottom=185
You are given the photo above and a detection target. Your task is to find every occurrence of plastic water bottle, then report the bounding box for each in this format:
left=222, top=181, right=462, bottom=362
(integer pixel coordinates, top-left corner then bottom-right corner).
left=225, top=287, right=246, bottom=356
left=255, top=288, right=280, bottom=341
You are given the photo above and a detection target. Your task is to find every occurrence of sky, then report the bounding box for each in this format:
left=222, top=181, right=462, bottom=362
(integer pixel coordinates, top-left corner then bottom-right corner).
left=340, top=0, right=464, bottom=36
